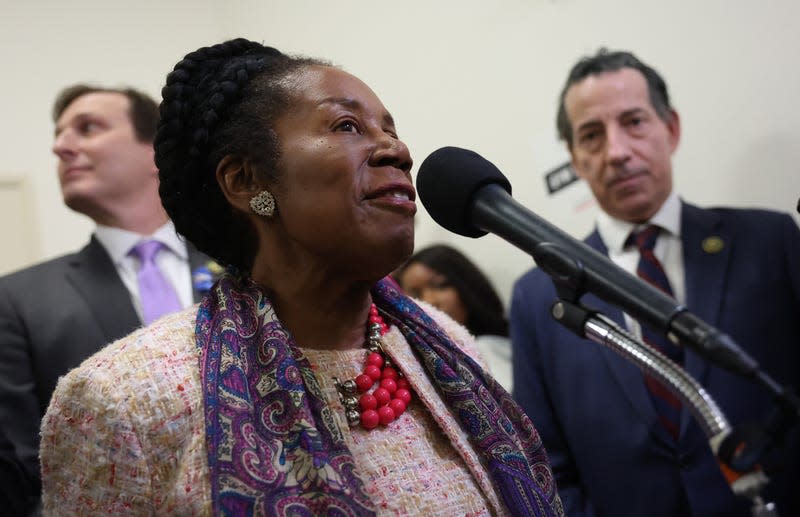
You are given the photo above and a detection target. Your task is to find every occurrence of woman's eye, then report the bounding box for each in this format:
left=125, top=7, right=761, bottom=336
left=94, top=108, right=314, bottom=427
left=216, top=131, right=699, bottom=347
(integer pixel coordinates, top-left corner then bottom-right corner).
left=335, top=120, right=359, bottom=133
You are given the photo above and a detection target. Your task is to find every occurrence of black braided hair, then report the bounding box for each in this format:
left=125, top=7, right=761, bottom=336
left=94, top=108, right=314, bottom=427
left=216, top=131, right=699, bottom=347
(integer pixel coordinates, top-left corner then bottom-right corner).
left=154, top=38, right=325, bottom=271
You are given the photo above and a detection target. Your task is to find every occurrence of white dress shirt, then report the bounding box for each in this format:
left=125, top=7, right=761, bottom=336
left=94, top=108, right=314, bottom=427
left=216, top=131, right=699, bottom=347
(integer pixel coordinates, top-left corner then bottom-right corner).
left=594, top=191, right=686, bottom=338
left=94, top=221, right=193, bottom=322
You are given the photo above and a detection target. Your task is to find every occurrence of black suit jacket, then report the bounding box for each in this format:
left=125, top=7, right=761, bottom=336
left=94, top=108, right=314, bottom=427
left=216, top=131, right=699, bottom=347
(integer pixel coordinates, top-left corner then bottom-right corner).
left=0, top=235, right=211, bottom=493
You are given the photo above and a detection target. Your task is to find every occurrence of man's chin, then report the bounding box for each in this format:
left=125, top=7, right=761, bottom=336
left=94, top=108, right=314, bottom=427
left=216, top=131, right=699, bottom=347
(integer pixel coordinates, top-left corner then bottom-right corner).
left=62, top=193, right=98, bottom=217
left=604, top=189, right=661, bottom=223
left=615, top=204, right=658, bottom=224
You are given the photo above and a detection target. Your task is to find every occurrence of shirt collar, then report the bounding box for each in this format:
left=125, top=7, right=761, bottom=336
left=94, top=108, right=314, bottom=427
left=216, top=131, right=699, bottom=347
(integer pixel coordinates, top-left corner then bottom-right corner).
left=596, top=191, right=682, bottom=254
left=93, top=221, right=188, bottom=264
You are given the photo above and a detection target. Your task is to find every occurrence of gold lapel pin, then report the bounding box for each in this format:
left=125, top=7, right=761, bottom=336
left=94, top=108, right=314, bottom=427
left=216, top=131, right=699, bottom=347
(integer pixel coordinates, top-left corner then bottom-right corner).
left=702, top=236, right=724, bottom=254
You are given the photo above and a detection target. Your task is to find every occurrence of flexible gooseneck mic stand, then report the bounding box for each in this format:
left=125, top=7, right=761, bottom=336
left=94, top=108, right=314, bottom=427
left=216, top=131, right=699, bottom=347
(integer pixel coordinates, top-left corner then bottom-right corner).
left=534, top=242, right=794, bottom=517
left=550, top=299, right=777, bottom=516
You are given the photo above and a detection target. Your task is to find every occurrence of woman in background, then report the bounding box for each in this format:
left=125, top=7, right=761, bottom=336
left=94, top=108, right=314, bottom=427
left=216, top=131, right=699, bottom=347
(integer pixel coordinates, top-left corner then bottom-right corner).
left=395, top=244, right=512, bottom=391
left=39, top=38, right=561, bottom=516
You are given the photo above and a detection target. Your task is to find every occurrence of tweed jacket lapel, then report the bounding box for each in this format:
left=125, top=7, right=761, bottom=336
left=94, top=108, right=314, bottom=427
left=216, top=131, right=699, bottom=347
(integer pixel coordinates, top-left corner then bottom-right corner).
left=65, top=236, right=141, bottom=342
left=380, top=326, right=508, bottom=516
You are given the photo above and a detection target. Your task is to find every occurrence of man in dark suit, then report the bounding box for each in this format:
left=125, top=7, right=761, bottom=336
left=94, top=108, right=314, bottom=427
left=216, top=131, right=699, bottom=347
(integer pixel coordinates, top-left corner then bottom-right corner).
left=0, top=84, right=213, bottom=514
left=511, top=49, right=800, bottom=516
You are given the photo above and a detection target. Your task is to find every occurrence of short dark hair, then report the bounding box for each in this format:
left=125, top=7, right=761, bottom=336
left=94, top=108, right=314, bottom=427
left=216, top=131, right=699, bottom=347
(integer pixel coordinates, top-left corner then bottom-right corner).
left=396, top=244, right=508, bottom=337
left=52, top=84, right=159, bottom=143
left=154, top=38, right=327, bottom=271
left=556, top=49, right=673, bottom=147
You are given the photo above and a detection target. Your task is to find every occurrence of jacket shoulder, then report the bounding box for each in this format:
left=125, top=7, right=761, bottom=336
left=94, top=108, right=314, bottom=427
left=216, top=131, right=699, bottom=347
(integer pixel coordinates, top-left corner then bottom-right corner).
left=0, top=253, right=82, bottom=299
left=73, top=308, right=197, bottom=371
left=0, top=253, right=77, bottom=282
left=694, top=204, right=795, bottom=227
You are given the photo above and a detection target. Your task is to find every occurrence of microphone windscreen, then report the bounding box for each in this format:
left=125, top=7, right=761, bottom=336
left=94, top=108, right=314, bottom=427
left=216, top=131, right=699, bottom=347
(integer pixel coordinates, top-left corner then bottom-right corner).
left=416, top=146, right=512, bottom=238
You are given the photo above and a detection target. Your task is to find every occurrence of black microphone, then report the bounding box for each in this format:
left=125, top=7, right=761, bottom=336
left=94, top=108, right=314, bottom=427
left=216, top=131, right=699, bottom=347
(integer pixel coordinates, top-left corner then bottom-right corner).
left=416, top=146, right=758, bottom=376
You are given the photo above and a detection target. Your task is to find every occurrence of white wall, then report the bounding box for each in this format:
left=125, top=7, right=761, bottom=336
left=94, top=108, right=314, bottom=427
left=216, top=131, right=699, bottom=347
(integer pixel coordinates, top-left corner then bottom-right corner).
left=2, top=0, right=799, bottom=307
left=0, top=0, right=227, bottom=271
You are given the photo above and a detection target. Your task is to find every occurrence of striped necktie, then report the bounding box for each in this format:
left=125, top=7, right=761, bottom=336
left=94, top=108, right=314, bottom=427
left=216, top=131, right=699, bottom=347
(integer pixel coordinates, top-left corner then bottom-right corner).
left=628, top=225, right=684, bottom=440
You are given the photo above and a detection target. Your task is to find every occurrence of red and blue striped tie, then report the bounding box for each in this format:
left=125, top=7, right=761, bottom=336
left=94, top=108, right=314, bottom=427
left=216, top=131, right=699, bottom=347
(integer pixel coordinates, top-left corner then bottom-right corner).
left=629, top=225, right=684, bottom=440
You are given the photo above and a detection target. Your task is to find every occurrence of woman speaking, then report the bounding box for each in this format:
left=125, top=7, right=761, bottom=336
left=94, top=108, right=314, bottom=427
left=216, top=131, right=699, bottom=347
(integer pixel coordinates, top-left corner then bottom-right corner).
left=40, top=38, right=562, bottom=516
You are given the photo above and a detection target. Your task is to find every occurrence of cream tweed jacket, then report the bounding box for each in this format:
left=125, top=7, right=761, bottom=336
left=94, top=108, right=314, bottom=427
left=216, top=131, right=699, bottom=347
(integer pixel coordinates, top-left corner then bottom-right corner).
left=40, top=303, right=509, bottom=516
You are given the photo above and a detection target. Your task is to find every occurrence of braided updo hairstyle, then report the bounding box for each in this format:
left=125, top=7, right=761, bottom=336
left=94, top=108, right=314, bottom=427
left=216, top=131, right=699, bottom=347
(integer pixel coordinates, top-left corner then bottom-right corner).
left=154, top=38, right=326, bottom=271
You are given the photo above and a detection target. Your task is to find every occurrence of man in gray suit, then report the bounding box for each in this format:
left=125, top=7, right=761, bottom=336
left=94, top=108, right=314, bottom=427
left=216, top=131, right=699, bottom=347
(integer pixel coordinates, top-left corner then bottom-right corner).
left=0, top=84, right=212, bottom=513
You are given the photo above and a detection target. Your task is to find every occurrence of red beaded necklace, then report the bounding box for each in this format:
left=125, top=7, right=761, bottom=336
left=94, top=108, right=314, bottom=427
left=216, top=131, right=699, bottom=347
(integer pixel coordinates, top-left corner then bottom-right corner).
left=334, top=304, right=413, bottom=430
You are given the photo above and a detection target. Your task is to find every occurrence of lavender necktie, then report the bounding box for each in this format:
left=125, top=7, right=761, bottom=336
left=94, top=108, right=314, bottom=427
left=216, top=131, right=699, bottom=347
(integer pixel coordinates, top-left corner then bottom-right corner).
left=129, top=240, right=182, bottom=325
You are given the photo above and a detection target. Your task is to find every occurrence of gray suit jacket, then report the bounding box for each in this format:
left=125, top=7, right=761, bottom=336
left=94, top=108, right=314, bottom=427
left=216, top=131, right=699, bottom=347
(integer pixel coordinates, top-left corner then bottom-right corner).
left=0, top=235, right=212, bottom=495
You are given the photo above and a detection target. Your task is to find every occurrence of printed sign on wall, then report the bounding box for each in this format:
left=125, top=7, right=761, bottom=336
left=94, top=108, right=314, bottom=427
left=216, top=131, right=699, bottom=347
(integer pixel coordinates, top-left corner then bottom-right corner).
left=544, top=161, right=579, bottom=195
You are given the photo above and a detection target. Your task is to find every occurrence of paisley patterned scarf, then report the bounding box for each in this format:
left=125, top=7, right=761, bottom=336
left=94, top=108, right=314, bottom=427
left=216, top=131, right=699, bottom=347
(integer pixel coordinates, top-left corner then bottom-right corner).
left=196, top=274, right=562, bottom=516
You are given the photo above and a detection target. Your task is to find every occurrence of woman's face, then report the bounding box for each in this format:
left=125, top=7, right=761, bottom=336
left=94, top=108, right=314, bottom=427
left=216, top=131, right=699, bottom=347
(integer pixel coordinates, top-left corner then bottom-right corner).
left=269, top=65, right=416, bottom=278
left=398, top=262, right=468, bottom=325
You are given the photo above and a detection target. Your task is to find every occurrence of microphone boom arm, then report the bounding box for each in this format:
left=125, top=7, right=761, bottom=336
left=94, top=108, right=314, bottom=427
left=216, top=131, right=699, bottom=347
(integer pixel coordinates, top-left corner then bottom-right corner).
left=471, top=184, right=762, bottom=377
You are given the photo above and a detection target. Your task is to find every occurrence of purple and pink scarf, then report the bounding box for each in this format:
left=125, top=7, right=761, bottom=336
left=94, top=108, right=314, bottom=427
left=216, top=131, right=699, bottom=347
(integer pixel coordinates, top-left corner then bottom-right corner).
left=196, top=274, right=561, bottom=516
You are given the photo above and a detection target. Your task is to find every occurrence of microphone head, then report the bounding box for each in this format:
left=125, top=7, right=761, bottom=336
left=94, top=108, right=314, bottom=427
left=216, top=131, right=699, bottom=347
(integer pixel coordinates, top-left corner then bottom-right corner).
left=416, top=146, right=512, bottom=238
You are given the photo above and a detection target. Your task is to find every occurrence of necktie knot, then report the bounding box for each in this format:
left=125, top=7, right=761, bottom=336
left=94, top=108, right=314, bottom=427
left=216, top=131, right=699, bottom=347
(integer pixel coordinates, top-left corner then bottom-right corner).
left=130, top=239, right=165, bottom=263
left=628, top=225, right=661, bottom=253
left=628, top=224, right=673, bottom=298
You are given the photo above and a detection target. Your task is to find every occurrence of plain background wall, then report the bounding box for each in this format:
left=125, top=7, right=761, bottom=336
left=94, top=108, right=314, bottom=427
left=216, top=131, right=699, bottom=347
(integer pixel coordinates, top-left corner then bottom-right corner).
left=2, top=0, right=799, bottom=309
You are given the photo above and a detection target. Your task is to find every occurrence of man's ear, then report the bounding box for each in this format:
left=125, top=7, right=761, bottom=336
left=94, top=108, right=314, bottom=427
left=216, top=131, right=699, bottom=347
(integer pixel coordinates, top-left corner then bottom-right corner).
left=666, top=108, right=681, bottom=153
left=216, top=155, right=260, bottom=214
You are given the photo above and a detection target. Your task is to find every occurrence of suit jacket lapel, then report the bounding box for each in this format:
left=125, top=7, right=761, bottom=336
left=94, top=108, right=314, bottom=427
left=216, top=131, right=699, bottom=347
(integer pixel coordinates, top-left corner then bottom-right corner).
left=66, top=236, right=141, bottom=342
left=679, top=202, right=731, bottom=433
left=585, top=230, right=677, bottom=447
